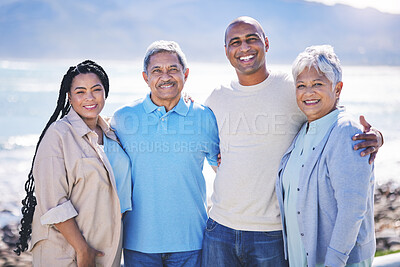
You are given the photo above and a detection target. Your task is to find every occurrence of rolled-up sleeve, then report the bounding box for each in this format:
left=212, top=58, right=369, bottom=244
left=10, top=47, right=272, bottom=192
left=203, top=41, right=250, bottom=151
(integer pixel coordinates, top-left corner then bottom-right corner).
left=34, top=155, right=78, bottom=225
left=40, top=200, right=78, bottom=225
left=33, top=127, right=78, bottom=225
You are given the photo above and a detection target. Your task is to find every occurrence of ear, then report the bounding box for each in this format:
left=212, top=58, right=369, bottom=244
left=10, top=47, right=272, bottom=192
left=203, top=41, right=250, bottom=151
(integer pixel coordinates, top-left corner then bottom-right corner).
left=264, top=36, right=269, bottom=52
left=224, top=45, right=228, bottom=58
left=184, top=68, right=189, bottom=82
left=67, top=91, right=71, bottom=102
left=142, top=71, right=149, bottom=84
left=335, top=82, right=343, bottom=98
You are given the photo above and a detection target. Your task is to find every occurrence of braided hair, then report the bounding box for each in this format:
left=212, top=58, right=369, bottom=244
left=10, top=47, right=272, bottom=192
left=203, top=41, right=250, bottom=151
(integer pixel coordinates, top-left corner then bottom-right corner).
left=14, top=60, right=109, bottom=255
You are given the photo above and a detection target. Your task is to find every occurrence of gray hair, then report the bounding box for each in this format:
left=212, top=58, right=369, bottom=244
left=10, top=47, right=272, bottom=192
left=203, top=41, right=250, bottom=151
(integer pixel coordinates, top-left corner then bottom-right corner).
left=292, top=45, right=342, bottom=90
left=143, top=40, right=188, bottom=74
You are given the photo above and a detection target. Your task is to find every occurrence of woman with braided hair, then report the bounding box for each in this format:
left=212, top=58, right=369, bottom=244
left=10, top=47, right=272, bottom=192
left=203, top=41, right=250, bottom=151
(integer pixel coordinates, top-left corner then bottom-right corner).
left=14, top=60, right=131, bottom=267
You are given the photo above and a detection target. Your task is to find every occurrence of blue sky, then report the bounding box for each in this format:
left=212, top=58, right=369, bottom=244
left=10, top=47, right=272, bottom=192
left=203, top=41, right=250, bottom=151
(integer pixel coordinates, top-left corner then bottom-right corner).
left=0, top=0, right=399, bottom=65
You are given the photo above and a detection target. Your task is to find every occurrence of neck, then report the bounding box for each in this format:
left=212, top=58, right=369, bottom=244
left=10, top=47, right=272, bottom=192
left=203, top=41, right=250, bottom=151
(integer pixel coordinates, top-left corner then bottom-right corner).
left=237, top=67, right=269, bottom=86
left=151, top=95, right=180, bottom=112
left=84, top=117, right=99, bottom=131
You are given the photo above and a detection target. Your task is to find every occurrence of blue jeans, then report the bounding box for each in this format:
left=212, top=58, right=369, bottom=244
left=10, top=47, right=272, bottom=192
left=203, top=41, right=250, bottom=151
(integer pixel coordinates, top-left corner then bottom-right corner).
left=123, top=249, right=201, bottom=267
left=201, top=218, right=288, bottom=267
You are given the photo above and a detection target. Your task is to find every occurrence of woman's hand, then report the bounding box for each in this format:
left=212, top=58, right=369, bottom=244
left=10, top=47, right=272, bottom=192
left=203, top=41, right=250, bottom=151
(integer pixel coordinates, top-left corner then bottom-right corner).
left=76, top=244, right=104, bottom=267
left=54, top=218, right=104, bottom=267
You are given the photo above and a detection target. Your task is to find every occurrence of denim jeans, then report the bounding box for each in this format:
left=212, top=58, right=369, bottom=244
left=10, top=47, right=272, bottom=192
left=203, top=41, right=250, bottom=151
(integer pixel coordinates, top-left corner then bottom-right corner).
left=123, top=248, right=201, bottom=267
left=201, top=218, right=288, bottom=267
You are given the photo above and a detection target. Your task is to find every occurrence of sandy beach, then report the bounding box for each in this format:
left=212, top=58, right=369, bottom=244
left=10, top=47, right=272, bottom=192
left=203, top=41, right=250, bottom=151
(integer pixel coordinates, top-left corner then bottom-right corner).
left=0, top=181, right=399, bottom=266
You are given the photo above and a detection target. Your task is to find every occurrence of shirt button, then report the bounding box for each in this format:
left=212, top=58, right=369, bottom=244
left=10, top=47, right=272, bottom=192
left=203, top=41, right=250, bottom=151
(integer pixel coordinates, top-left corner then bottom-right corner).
left=302, top=164, right=304, bottom=167
left=297, top=211, right=300, bottom=214
left=312, top=147, right=315, bottom=150
left=297, top=188, right=300, bottom=191
left=301, top=233, right=304, bottom=236
left=158, top=108, right=161, bottom=111
left=161, top=118, right=165, bottom=121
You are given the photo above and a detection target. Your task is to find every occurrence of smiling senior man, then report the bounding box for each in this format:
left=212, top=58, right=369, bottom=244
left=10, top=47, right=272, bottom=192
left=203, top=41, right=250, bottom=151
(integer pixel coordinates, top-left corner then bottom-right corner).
left=111, top=40, right=220, bottom=267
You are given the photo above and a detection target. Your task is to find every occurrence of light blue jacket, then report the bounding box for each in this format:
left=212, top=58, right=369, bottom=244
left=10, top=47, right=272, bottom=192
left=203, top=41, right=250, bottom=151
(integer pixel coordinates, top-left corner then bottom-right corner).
left=276, top=110, right=375, bottom=267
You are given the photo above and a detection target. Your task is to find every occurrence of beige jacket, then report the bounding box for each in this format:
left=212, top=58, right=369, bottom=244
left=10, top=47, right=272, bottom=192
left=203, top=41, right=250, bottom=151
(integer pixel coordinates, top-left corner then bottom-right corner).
left=31, top=108, right=122, bottom=267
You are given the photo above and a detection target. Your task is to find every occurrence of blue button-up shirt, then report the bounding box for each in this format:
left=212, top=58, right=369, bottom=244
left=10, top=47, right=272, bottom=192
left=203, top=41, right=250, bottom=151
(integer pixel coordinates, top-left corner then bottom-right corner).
left=111, top=94, right=220, bottom=253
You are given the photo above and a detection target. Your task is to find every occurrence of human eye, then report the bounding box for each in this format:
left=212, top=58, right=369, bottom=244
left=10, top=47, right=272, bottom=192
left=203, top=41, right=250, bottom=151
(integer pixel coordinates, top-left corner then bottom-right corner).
left=169, top=67, right=178, bottom=73
left=313, top=82, right=323, bottom=87
left=246, top=37, right=259, bottom=43
left=229, top=40, right=241, bottom=47
left=152, top=68, right=162, bottom=74
left=296, top=84, right=305, bottom=89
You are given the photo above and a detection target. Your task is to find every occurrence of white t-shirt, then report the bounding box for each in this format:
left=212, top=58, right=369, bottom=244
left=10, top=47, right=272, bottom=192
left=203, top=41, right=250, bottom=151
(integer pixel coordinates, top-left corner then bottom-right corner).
left=205, top=72, right=305, bottom=231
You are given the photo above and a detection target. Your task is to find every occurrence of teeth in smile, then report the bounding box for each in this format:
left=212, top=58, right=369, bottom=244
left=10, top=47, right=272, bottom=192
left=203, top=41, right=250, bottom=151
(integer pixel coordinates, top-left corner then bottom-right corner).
left=240, top=55, right=254, bottom=61
left=305, top=100, right=319, bottom=104
left=85, top=105, right=96, bottom=108
left=160, top=84, right=173, bottom=88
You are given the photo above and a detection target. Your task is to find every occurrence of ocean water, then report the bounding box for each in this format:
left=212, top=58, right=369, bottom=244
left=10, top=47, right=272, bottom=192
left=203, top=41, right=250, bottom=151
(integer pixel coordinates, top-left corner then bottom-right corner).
left=0, top=59, right=399, bottom=227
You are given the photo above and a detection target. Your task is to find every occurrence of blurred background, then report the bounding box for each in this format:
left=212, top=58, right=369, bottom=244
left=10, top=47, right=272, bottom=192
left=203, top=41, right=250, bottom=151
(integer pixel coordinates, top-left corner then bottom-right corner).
left=0, top=0, right=399, bottom=231
left=1, top=0, right=399, bottom=64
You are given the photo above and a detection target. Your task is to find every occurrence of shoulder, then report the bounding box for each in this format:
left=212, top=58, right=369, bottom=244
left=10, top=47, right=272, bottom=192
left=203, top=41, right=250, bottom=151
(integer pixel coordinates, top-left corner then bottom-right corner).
left=205, top=82, right=233, bottom=105
left=191, top=102, right=216, bottom=118
left=269, top=71, right=293, bottom=86
left=115, top=98, right=144, bottom=113
left=324, top=111, right=373, bottom=171
left=323, top=111, right=364, bottom=155
left=330, top=112, right=363, bottom=139
left=112, top=98, right=145, bottom=118
left=268, top=71, right=295, bottom=93
left=36, top=117, right=72, bottom=158
left=45, top=116, right=73, bottom=138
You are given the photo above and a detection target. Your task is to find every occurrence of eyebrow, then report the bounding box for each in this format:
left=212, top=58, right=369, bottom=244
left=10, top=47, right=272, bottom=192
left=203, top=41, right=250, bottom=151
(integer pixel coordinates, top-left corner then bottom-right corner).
left=151, top=64, right=180, bottom=70
left=246, top=33, right=260, bottom=39
left=73, top=83, right=102, bottom=90
left=296, top=79, right=325, bottom=83
left=228, top=33, right=261, bottom=44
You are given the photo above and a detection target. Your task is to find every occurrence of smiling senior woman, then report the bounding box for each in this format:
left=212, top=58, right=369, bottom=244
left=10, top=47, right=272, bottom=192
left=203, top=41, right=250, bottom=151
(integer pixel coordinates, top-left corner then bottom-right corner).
left=275, top=45, right=376, bottom=267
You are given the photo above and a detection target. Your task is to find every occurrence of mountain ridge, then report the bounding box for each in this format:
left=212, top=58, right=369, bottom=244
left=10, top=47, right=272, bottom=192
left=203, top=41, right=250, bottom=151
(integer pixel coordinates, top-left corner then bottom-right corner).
left=0, top=0, right=399, bottom=65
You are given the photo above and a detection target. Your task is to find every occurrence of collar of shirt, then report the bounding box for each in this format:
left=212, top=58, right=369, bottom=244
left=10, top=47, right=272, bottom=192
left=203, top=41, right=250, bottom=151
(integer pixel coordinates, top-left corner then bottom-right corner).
left=142, top=93, right=190, bottom=117
left=66, top=107, right=118, bottom=143
left=304, top=108, right=341, bottom=149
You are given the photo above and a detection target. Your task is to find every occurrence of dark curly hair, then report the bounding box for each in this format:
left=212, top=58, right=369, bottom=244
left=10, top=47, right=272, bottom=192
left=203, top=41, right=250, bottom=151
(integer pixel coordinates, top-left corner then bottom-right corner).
left=14, top=60, right=109, bottom=255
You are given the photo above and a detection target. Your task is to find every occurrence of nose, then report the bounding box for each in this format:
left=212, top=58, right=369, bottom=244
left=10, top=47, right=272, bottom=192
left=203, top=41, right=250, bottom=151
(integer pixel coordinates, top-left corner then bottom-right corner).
left=239, top=41, right=250, bottom=52
left=304, top=86, right=315, bottom=96
left=86, top=91, right=95, bottom=100
left=160, top=71, right=172, bottom=81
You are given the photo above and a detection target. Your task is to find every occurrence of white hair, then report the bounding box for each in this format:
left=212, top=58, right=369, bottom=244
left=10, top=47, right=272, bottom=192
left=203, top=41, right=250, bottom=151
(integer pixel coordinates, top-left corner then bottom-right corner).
left=143, top=40, right=188, bottom=74
left=292, top=45, right=342, bottom=90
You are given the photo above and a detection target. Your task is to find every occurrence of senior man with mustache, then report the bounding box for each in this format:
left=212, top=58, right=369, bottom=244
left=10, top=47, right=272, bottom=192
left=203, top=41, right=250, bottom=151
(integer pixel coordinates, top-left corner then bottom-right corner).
left=111, top=40, right=220, bottom=267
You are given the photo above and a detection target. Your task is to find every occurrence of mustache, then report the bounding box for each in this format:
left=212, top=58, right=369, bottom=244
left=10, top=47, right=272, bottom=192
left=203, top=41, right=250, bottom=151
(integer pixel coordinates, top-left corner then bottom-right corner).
left=158, top=81, right=175, bottom=87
